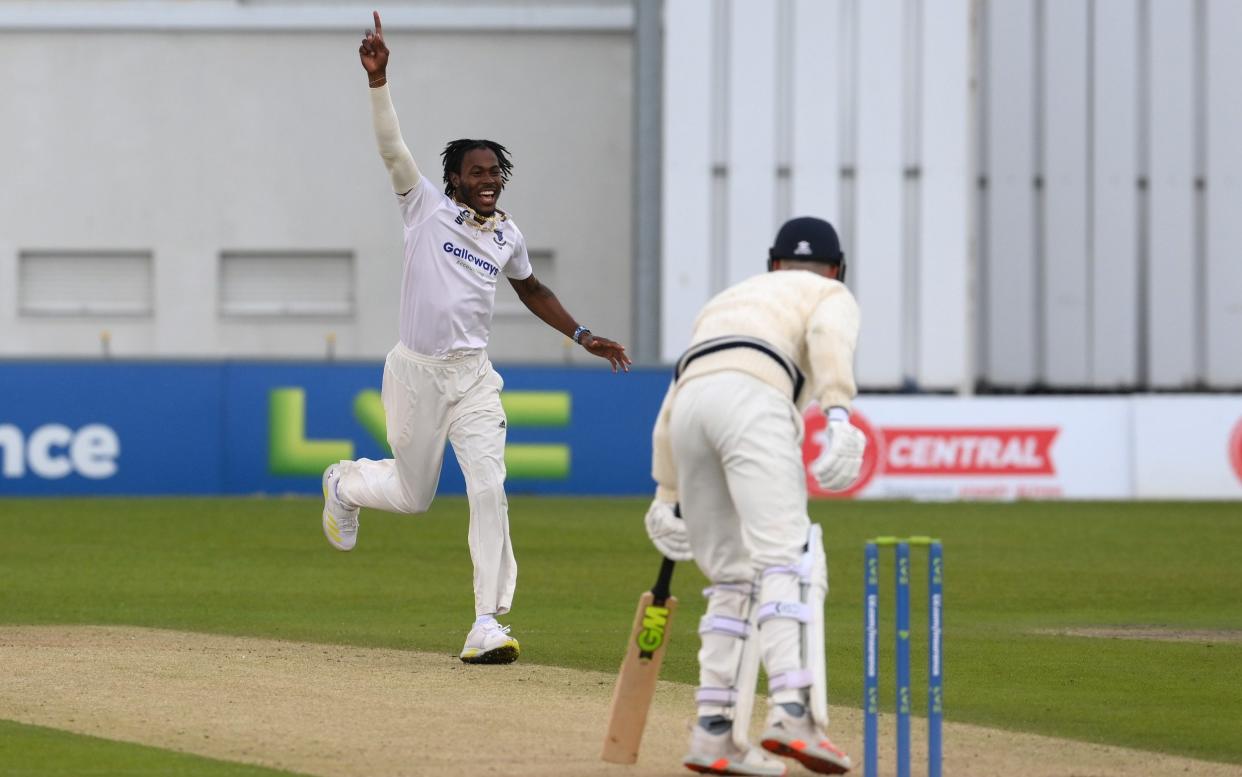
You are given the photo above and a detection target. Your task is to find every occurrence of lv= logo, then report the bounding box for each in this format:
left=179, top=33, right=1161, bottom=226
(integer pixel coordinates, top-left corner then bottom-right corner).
left=267, top=388, right=570, bottom=479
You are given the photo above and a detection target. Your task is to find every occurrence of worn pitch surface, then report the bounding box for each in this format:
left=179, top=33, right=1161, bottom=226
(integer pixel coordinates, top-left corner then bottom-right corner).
left=4, top=625, right=1241, bottom=777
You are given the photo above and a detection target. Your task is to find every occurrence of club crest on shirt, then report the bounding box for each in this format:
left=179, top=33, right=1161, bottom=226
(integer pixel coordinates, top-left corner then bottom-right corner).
left=493, top=230, right=506, bottom=247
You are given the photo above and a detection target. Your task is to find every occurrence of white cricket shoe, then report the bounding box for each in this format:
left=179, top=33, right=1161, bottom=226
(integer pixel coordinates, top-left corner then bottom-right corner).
left=683, top=720, right=787, bottom=776
left=459, top=621, right=520, bottom=664
left=759, top=703, right=852, bottom=775
left=321, top=464, right=360, bottom=551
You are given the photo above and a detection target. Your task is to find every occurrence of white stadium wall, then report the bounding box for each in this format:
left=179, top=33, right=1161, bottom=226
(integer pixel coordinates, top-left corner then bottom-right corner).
left=979, top=0, right=1242, bottom=390
left=660, top=0, right=972, bottom=391
left=0, top=2, right=634, bottom=362
left=661, top=0, right=1242, bottom=391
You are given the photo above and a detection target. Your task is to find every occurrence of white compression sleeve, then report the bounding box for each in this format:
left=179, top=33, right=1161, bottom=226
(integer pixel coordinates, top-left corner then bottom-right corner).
left=369, top=84, right=420, bottom=194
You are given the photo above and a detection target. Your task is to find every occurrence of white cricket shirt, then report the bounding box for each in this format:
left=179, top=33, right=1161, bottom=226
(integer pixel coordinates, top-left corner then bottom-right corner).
left=650, top=270, right=861, bottom=500
left=395, top=175, right=533, bottom=357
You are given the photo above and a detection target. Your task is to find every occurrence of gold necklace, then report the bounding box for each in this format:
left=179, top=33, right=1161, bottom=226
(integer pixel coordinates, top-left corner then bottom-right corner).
left=455, top=203, right=508, bottom=233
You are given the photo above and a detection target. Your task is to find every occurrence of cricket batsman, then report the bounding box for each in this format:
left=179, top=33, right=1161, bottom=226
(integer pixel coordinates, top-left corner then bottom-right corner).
left=645, top=216, right=865, bottom=775
left=319, top=12, right=630, bottom=665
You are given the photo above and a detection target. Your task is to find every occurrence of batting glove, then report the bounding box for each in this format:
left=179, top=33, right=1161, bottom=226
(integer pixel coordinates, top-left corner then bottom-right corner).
left=643, top=499, right=693, bottom=561
left=810, top=420, right=867, bottom=491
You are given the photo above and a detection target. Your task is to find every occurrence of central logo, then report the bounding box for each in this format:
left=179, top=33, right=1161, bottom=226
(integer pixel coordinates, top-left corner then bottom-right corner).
left=801, top=408, right=1061, bottom=499
left=881, top=427, right=1058, bottom=475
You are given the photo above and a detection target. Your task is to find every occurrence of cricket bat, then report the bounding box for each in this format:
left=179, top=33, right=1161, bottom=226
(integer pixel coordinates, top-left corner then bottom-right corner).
left=600, top=553, right=679, bottom=764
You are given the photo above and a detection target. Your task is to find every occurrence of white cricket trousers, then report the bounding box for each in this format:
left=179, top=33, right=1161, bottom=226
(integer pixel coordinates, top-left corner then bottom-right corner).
left=337, top=343, right=517, bottom=617
left=670, top=371, right=813, bottom=711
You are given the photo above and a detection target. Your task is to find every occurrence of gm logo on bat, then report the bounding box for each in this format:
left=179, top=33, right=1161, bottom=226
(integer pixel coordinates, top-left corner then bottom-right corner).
left=637, top=605, right=670, bottom=659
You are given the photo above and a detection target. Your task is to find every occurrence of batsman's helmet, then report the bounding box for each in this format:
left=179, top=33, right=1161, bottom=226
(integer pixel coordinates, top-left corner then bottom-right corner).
left=768, top=216, right=847, bottom=282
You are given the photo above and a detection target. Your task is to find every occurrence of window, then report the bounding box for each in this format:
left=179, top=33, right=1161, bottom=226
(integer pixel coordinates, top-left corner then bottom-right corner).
left=219, top=251, right=354, bottom=318
left=18, top=251, right=154, bottom=317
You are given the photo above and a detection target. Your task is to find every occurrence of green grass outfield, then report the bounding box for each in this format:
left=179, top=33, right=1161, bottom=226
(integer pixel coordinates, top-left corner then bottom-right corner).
left=2, top=498, right=1240, bottom=774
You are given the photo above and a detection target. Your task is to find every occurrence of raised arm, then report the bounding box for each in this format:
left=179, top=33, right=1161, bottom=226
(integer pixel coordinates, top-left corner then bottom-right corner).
left=360, top=11, right=419, bottom=194
left=508, top=274, right=631, bottom=373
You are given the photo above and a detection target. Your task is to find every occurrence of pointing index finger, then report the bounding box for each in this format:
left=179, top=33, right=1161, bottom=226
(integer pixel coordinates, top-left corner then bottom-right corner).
left=373, top=10, right=383, bottom=38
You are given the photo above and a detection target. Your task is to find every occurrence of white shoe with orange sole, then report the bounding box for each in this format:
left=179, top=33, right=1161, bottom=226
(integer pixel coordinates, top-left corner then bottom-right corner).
left=759, top=703, right=852, bottom=775
left=683, top=720, right=786, bottom=776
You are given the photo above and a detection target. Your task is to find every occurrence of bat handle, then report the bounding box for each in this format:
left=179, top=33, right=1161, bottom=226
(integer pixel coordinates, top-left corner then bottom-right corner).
left=651, top=556, right=676, bottom=604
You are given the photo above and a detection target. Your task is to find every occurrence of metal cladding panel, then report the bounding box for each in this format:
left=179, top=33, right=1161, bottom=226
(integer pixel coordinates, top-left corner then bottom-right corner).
left=854, top=0, right=905, bottom=388
left=660, top=0, right=714, bottom=359
left=726, top=0, right=779, bottom=287
left=791, top=0, right=841, bottom=225
left=1090, top=0, right=1141, bottom=387
left=1146, top=0, right=1198, bottom=387
left=983, top=0, right=1038, bottom=385
left=1041, top=0, right=1090, bottom=385
left=918, top=0, right=971, bottom=390
left=1206, top=0, right=1242, bottom=385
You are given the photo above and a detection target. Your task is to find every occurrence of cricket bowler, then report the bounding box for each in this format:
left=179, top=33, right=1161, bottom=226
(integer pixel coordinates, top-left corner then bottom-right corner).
left=319, top=11, right=630, bottom=665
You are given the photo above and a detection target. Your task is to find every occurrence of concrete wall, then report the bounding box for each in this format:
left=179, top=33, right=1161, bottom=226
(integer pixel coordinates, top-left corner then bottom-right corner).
left=0, top=2, right=633, bottom=363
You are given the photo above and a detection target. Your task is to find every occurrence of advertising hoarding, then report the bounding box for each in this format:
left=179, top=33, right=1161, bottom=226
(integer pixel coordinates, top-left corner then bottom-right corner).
left=3, top=361, right=1240, bottom=500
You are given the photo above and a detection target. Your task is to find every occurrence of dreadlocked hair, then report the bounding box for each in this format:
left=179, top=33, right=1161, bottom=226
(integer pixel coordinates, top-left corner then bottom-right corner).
left=440, top=139, right=514, bottom=198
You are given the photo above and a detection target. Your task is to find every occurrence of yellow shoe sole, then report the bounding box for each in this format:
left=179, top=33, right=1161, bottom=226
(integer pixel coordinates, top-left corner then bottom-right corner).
left=459, top=639, right=520, bottom=665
